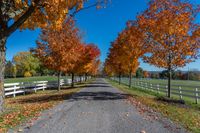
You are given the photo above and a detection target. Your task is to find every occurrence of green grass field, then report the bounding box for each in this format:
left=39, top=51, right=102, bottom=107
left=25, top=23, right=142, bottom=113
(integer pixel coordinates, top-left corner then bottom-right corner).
left=4, top=76, right=71, bottom=83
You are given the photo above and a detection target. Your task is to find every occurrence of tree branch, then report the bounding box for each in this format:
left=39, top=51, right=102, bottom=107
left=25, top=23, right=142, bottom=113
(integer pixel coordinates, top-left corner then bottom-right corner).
left=69, top=1, right=105, bottom=18
left=1, top=0, right=40, bottom=39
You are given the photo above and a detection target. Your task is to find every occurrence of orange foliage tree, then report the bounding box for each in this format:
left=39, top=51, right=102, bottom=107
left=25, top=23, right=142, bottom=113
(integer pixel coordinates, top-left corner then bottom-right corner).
left=143, top=71, right=149, bottom=78
left=138, top=0, right=200, bottom=97
left=119, top=21, right=147, bottom=87
left=104, top=41, right=129, bottom=85
left=69, top=44, right=100, bottom=87
left=104, top=21, right=147, bottom=86
left=0, top=0, right=107, bottom=111
left=33, top=19, right=82, bottom=90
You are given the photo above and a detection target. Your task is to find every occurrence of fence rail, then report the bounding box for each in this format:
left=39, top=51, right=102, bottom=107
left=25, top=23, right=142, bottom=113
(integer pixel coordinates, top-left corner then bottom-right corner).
left=4, top=76, right=91, bottom=98
left=111, top=77, right=200, bottom=104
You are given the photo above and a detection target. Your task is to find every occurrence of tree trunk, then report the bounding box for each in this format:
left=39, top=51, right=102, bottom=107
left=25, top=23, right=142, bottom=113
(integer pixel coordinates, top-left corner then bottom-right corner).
left=71, top=73, right=74, bottom=87
left=0, top=37, right=6, bottom=112
left=119, top=73, right=121, bottom=85
left=167, top=53, right=172, bottom=98
left=57, top=71, right=61, bottom=91
left=79, top=75, right=82, bottom=83
left=129, top=70, right=132, bottom=88
left=85, top=73, right=87, bottom=82
left=167, top=67, right=171, bottom=98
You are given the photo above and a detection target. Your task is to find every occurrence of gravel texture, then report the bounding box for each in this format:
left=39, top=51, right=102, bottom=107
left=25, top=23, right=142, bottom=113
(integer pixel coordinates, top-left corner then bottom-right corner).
left=10, top=78, right=188, bottom=133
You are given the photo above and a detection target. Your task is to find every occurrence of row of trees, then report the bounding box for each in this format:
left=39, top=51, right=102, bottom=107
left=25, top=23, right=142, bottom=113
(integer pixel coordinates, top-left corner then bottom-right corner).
left=0, top=0, right=106, bottom=112
left=33, top=18, right=100, bottom=90
left=5, top=19, right=101, bottom=90
left=104, top=0, right=200, bottom=98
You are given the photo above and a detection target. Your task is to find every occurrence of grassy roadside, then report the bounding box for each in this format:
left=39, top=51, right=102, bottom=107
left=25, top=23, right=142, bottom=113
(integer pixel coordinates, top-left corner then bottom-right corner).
left=107, top=79, right=200, bottom=133
left=0, top=80, right=91, bottom=133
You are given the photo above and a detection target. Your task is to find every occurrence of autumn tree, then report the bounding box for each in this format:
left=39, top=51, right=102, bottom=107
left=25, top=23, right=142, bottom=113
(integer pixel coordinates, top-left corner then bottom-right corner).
left=138, top=0, right=200, bottom=97
left=104, top=41, right=129, bottom=85
left=118, top=21, right=147, bottom=87
left=82, top=44, right=101, bottom=80
left=104, top=21, right=147, bottom=87
left=0, top=0, right=107, bottom=112
left=103, top=61, right=115, bottom=77
left=69, top=43, right=100, bottom=87
left=5, top=61, right=16, bottom=78
left=143, top=71, right=149, bottom=78
left=13, top=52, right=40, bottom=77
left=136, top=67, right=144, bottom=78
left=34, top=19, right=82, bottom=90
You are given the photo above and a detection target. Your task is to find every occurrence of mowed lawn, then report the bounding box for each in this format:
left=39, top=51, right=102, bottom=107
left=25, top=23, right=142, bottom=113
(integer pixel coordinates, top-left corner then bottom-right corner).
left=4, top=76, right=71, bottom=83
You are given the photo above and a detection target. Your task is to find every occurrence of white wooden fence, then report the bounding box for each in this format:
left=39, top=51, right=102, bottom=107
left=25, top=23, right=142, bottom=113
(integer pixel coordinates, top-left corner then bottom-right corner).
left=33, top=81, right=48, bottom=92
left=4, top=83, right=25, bottom=97
left=4, top=76, right=91, bottom=98
left=111, top=77, right=200, bottom=104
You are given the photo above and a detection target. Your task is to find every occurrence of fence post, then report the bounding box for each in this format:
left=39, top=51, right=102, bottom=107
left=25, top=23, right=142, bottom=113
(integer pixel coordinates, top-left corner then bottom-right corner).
left=43, top=82, right=45, bottom=91
left=34, top=82, right=37, bottom=93
left=150, top=84, right=153, bottom=91
left=13, top=84, right=16, bottom=97
left=141, top=82, right=143, bottom=89
left=157, top=84, right=160, bottom=94
left=195, top=88, right=198, bottom=104
left=165, top=85, right=168, bottom=97
left=178, top=86, right=182, bottom=100
left=20, top=82, right=25, bottom=95
left=145, top=83, right=148, bottom=89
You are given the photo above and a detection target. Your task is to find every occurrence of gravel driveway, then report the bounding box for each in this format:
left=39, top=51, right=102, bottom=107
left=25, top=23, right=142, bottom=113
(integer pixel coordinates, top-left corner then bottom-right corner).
left=11, top=78, right=187, bottom=133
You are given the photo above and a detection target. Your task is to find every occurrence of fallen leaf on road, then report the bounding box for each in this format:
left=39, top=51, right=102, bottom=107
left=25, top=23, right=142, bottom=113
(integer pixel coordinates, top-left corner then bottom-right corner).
left=140, top=130, right=146, bottom=133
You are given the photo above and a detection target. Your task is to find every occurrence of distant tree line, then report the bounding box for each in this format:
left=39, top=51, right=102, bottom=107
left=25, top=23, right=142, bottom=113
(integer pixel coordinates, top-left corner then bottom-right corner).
left=133, top=67, right=200, bottom=81
left=5, top=52, right=55, bottom=78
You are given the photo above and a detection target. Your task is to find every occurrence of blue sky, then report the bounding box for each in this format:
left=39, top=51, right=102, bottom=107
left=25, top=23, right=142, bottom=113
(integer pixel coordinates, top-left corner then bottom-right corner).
left=6, top=0, right=200, bottom=71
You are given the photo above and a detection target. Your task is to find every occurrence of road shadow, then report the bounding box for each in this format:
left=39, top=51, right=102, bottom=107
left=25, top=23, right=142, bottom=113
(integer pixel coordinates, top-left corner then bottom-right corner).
left=12, top=79, right=128, bottom=104
left=69, top=91, right=130, bottom=101
left=84, top=85, right=111, bottom=88
left=14, top=90, right=130, bottom=104
left=87, top=82, right=109, bottom=85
